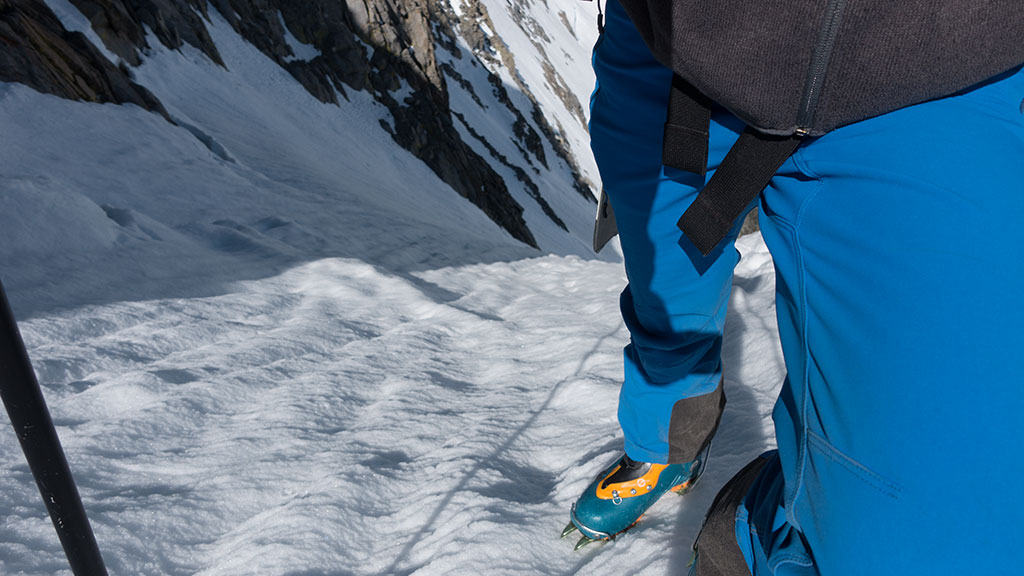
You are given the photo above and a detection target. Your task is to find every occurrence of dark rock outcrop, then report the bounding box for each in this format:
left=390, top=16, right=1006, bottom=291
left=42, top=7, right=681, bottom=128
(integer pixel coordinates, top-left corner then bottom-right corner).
left=70, top=0, right=223, bottom=66
left=0, top=0, right=167, bottom=116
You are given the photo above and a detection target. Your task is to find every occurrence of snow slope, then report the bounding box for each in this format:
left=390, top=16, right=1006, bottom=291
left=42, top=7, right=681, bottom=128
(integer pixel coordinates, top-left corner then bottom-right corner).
left=0, top=2, right=785, bottom=574
left=0, top=225, right=781, bottom=575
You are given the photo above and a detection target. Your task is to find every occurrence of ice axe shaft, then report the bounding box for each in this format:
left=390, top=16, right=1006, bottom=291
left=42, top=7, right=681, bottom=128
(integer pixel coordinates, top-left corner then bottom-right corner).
left=0, top=280, right=108, bottom=576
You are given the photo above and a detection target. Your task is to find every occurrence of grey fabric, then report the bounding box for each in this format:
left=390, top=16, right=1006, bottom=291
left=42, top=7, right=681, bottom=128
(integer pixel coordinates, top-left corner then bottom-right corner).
left=668, top=378, right=725, bottom=463
left=592, top=188, right=618, bottom=253
left=618, top=0, right=1024, bottom=136
left=692, top=455, right=771, bottom=576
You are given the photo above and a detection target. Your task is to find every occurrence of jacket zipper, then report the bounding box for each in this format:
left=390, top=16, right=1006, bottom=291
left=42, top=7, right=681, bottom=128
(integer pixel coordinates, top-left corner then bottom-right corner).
left=796, top=0, right=849, bottom=135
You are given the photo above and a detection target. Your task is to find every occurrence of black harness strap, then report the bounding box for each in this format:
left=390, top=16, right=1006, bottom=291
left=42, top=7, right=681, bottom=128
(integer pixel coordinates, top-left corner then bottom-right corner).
left=678, top=129, right=801, bottom=255
left=662, top=74, right=712, bottom=176
left=662, top=74, right=802, bottom=256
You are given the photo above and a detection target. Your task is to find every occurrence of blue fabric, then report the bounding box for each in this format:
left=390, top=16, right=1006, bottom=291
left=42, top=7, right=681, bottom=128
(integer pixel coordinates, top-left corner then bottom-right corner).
left=591, top=0, right=1024, bottom=572
left=590, top=0, right=750, bottom=465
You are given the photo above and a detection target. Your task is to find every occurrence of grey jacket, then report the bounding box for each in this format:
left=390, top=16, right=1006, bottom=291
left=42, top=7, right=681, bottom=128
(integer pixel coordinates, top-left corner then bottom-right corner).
left=618, top=0, right=1024, bottom=136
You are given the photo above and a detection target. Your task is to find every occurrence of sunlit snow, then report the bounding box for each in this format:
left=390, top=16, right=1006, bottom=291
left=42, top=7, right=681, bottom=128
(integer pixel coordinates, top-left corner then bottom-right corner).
left=0, top=1, right=784, bottom=574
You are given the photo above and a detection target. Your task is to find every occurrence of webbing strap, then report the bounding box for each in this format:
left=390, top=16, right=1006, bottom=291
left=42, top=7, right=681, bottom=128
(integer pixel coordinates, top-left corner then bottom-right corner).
left=662, top=74, right=712, bottom=176
left=661, top=73, right=803, bottom=256
left=677, top=129, right=801, bottom=255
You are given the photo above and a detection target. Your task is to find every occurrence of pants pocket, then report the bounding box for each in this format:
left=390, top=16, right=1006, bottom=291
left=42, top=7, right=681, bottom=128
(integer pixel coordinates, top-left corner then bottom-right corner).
left=792, top=431, right=905, bottom=572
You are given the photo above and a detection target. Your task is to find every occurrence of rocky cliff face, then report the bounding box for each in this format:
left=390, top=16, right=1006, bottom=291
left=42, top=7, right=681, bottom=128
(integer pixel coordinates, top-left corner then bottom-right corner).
left=0, top=0, right=597, bottom=249
left=0, top=0, right=166, bottom=114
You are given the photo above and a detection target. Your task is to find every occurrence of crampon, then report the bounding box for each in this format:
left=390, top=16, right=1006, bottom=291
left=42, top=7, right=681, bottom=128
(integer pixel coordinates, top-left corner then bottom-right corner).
left=561, top=445, right=709, bottom=550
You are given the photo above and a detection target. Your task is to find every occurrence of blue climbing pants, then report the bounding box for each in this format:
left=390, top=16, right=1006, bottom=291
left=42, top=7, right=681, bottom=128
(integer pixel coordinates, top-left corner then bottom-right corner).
left=591, top=0, right=1024, bottom=573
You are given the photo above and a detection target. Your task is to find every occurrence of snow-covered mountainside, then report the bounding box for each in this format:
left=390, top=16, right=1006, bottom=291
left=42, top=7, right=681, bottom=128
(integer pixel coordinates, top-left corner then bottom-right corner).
left=2, top=0, right=600, bottom=254
left=0, top=1, right=785, bottom=574
left=0, top=0, right=609, bottom=312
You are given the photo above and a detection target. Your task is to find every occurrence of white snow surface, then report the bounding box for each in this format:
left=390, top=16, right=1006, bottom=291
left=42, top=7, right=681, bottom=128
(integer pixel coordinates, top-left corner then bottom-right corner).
left=0, top=2, right=785, bottom=574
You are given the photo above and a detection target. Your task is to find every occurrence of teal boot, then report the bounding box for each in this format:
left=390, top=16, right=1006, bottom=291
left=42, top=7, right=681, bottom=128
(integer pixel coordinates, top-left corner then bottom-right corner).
left=561, top=444, right=710, bottom=550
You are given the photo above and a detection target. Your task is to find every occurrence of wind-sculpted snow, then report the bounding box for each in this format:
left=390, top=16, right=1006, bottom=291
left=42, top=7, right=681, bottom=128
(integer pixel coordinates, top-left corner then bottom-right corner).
left=1, top=230, right=782, bottom=575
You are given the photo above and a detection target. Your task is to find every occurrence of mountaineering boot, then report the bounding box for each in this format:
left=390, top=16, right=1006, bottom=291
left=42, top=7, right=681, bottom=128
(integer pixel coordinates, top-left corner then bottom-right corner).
left=561, top=443, right=710, bottom=550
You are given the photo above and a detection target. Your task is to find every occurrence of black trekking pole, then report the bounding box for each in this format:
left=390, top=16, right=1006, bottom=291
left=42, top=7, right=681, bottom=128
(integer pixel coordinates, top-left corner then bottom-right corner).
left=0, top=279, right=108, bottom=576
